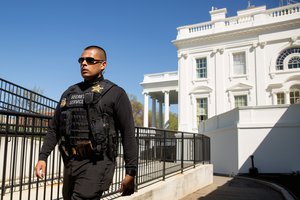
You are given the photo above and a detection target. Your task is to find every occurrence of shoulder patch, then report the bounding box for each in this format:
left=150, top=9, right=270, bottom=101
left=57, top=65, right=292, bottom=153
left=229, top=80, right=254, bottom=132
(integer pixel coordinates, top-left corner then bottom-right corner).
left=60, top=98, right=67, bottom=107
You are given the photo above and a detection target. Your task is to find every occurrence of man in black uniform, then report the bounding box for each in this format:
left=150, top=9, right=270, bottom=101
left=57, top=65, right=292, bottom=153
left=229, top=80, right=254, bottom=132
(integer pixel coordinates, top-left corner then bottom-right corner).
left=35, top=45, right=137, bottom=200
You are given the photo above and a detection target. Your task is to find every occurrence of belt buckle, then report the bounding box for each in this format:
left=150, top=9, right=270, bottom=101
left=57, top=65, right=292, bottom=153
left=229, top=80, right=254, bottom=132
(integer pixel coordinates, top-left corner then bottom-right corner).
left=71, top=147, right=77, bottom=155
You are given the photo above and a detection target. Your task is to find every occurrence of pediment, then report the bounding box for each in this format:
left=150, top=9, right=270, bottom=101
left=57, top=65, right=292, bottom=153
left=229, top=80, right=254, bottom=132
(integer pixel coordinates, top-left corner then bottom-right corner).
left=227, top=83, right=252, bottom=91
left=190, top=86, right=213, bottom=94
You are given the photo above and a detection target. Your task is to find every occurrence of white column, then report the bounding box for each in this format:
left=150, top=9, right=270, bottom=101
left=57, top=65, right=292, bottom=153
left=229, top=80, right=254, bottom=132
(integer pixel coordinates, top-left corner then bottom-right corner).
left=255, top=43, right=267, bottom=105
left=143, top=92, right=149, bottom=127
left=164, top=91, right=170, bottom=128
left=228, top=91, right=233, bottom=109
left=272, top=92, right=277, bottom=105
left=285, top=91, right=290, bottom=104
left=214, top=48, right=224, bottom=115
left=178, top=53, right=189, bottom=131
left=158, top=101, right=163, bottom=128
left=151, top=98, right=156, bottom=127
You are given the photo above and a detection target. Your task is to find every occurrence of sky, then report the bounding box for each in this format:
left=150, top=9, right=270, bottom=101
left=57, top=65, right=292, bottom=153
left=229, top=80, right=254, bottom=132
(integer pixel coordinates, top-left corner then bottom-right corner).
left=0, top=0, right=280, bottom=104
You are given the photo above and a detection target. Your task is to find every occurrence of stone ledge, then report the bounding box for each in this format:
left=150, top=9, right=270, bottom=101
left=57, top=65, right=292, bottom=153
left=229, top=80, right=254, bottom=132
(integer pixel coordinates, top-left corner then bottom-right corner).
left=118, top=164, right=213, bottom=200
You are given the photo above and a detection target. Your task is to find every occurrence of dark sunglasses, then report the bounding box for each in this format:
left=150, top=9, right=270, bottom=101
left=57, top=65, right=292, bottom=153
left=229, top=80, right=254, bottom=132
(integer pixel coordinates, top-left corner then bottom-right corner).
left=78, top=57, right=105, bottom=65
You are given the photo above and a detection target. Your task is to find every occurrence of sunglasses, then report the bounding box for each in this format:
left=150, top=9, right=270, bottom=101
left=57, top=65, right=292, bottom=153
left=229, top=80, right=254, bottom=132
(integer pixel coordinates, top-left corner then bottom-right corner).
left=78, top=57, right=105, bottom=65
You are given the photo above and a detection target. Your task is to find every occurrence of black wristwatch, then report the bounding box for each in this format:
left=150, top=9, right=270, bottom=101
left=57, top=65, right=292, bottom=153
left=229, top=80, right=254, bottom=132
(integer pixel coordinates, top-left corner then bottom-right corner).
left=126, top=168, right=136, bottom=177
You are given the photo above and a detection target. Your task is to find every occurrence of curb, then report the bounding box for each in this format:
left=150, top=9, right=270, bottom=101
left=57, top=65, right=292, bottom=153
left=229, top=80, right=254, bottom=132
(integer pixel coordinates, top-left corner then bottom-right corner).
left=236, top=176, right=297, bottom=200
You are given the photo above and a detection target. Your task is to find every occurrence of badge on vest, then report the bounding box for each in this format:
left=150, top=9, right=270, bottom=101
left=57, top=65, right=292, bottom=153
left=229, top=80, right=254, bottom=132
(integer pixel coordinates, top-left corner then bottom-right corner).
left=91, top=84, right=103, bottom=93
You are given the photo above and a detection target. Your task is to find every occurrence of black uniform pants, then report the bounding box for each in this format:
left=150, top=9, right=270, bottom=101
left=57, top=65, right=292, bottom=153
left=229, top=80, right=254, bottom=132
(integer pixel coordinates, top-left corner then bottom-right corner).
left=62, top=155, right=115, bottom=200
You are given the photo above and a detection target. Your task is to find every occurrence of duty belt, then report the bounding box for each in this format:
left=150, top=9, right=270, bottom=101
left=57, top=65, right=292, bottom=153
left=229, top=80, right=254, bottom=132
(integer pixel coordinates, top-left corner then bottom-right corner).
left=70, top=140, right=95, bottom=160
left=70, top=140, right=103, bottom=161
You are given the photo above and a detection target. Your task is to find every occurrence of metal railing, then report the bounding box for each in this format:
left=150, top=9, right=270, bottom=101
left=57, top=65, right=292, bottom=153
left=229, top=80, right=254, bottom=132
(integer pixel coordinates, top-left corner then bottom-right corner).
left=177, top=3, right=300, bottom=39
left=0, top=78, right=57, bottom=116
left=0, top=110, right=210, bottom=200
left=0, top=78, right=210, bottom=199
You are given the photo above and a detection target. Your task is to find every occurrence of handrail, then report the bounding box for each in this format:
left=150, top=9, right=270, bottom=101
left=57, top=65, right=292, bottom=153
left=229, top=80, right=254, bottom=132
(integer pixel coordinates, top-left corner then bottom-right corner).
left=0, top=110, right=210, bottom=200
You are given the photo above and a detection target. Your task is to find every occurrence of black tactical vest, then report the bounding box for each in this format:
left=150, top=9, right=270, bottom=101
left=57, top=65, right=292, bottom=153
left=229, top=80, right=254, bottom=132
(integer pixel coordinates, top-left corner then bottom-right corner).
left=58, top=80, right=116, bottom=157
left=59, top=92, right=90, bottom=146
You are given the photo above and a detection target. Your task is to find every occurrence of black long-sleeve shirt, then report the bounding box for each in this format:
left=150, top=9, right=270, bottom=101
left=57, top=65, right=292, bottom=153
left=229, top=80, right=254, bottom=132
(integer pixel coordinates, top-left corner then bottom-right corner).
left=39, top=78, right=137, bottom=173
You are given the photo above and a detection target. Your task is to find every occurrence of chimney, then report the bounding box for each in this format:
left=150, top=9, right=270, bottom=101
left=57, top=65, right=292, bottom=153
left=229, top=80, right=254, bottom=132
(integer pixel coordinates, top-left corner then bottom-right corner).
left=209, top=7, right=227, bottom=21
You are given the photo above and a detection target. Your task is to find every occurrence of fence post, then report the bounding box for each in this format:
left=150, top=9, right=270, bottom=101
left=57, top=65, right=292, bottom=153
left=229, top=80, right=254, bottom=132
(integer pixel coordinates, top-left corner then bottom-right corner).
left=193, top=134, right=196, bottom=168
left=162, top=130, right=166, bottom=181
left=29, top=92, right=33, bottom=113
left=181, top=132, right=184, bottom=174
left=1, top=115, right=9, bottom=200
left=135, top=127, right=140, bottom=192
left=202, top=134, right=205, bottom=164
left=10, top=117, right=18, bottom=200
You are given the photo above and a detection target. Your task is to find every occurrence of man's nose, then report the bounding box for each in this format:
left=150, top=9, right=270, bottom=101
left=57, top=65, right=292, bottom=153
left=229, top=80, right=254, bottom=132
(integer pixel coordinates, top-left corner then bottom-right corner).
left=80, top=60, right=88, bottom=67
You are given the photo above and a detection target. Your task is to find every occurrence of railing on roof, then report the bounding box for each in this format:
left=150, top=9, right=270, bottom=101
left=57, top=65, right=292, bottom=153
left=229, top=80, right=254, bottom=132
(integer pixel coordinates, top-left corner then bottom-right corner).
left=176, top=3, right=300, bottom=40
left=142, top=71, right=178, bottom=83
left=267, top=3, right=300, bottom=17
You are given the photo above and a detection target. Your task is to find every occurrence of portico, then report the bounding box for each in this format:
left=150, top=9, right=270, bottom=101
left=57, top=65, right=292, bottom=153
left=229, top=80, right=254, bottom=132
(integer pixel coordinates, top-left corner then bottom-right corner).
left=140, top=71, right=178, bottom=128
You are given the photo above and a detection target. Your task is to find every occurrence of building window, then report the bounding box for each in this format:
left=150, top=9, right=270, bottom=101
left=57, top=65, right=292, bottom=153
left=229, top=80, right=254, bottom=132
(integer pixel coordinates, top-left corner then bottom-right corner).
left=196, top=98, right=208, bottom=125
left=233, top=52, right=246, bottom=75
left=276, top=47, right=300, bottom=70
left=277, top=92, right=285, bottom=105
left=288, top=56, right=300, bottom=69
left=196, top=58, right=207, bottom=78
left=234, top=95, right=247, bottom=107
left=290, top=89, right=300, bottom=104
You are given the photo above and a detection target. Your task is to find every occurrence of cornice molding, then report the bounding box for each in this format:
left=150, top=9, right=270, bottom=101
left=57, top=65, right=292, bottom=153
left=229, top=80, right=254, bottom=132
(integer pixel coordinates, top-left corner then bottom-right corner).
left=173, top=19, right=300, bottom=48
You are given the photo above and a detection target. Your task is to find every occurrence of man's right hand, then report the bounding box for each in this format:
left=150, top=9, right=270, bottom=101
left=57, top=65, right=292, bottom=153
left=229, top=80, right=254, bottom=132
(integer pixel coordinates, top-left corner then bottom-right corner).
left=35, top=160, right=46, bottom=179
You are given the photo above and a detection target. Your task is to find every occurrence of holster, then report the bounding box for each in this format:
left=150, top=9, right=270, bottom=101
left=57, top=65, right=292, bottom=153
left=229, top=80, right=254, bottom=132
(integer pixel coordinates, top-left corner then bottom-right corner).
left=73, top=140, right=94, bottom=158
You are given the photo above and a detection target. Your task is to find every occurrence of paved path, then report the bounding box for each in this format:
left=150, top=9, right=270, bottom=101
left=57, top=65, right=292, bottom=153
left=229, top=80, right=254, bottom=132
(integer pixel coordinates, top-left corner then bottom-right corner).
left=180, top=176, right=285, bottom=200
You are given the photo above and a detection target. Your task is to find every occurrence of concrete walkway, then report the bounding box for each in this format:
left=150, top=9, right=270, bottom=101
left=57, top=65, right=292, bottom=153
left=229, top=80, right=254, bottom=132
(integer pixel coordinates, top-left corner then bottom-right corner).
left=180, top=176, right=288, bottom=200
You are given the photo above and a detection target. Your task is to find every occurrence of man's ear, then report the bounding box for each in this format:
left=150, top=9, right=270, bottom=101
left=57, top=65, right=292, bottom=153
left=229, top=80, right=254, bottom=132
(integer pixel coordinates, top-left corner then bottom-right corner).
left=100, top=61, right=107, bottom=73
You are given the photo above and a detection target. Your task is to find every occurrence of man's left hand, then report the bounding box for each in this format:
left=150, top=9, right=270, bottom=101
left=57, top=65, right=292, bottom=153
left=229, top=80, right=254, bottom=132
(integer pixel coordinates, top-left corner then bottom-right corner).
left=120, top=175, right=135, bottom=196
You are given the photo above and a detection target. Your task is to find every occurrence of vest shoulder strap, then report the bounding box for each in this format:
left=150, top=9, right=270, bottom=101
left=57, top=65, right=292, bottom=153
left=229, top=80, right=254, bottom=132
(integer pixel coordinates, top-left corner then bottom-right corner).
left=92, top=79, right=116, bottom=113
left=99, top=79, right=115, bottom=97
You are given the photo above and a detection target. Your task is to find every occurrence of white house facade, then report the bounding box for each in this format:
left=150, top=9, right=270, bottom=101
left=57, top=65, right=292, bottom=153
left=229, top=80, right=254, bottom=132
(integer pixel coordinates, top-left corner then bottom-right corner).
left=141, top=3, right=300, bottom=174
left=141, top=3, right=300, bottom=132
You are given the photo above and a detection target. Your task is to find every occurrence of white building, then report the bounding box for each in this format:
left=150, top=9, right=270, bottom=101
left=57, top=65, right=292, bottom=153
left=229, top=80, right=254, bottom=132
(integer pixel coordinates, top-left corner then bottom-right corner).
left=142, top=3, right=300, bottom=132
left=141, top=3, right=300, bottom=174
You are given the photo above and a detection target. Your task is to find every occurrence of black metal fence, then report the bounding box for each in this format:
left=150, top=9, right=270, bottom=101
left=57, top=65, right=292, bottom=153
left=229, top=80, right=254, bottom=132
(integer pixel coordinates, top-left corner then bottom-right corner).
left=0, top=78, right=210, bottom=199
left=0, top=110, right=210, bottom=200
left=0, top=78, right=57, bottom=116
left=136, top=127, right=211, bottom=188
